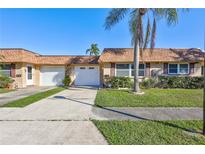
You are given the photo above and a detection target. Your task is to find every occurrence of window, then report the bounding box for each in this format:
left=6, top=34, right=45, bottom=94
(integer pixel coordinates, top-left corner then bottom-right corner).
left=27, top=66, right=32, bottom=80
left=116, top=64, right=130, bottom=77
left=179, top=64, right=189, bottom=74
left=168, top=64, right=178, bottom=74
left=80, top=67, right=86, bottom=69
left=131, top=64, right=145, bottom=76
left=116, top=63, right=145, bottom=77
left=168, top=64, right=189, bottom=74
left=89, top=67, right=94, bottom=69
left=0, top=64, right=11, bottom=76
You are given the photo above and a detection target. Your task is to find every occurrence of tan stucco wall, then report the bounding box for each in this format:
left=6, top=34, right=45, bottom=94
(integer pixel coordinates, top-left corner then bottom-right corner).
left=66, top=65, right=75, bottom=85
left=13, top=63, right=24, bottom=88
left=101, top=62, right=203, bottom=80
left=21, top=63, right=27, bottom=88
left=190, top=63, right=202, bottom=76
left=150, top=63, right=163, bottom=76
left=10, top=61, right=204, bottom=88
left=13, top=63, right=39, bottom=88
left=103, top=63, right=111, bottom=77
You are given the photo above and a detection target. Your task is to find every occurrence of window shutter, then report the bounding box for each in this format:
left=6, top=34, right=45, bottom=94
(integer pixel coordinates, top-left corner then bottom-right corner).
left=10, top=63, right=16, bottom=78
left=163, top=63, right=168, bottom=74
left=145, top=63, right=150, bottom=77
left=110, top=63, right=115, bottom=77
left=189, top=63, right=194, bottom=74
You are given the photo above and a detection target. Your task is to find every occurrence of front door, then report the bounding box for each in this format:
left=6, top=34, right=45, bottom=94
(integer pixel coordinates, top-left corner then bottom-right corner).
left=26, top=65, right=33, bottom=85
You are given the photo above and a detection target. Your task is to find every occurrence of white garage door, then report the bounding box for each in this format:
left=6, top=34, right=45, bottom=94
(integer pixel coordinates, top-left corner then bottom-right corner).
left=40, top=66, right=65, bottom=86
left=74, top=66, right=100, bottom=86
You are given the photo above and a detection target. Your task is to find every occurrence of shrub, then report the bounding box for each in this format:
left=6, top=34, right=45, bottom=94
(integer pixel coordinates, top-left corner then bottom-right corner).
left=140, top=78, right=157, bottom=89
left=62, top=76, right=71, bottom=87
left=0, top=75, right=14, bottom=88
left=105, top=77, right=133, bottom=89
left=156, top=76, right=203, bottom=89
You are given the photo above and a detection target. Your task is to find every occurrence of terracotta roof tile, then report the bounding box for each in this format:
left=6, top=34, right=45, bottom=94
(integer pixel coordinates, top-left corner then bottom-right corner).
left=1, top=48, right=203, bottom=65
left=0, top=49, right=99, bottom=65
left=99, top=48, right=204, bottom=63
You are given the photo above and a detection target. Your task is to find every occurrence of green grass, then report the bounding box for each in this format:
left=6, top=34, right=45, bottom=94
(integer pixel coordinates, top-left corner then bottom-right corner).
left=95, top=89, right=202, bottom=107
left=1, top=87, right=65, bottom=107
left=93, top=120, right=205, bottom=145
left=0, top=88, right=14, bottom=94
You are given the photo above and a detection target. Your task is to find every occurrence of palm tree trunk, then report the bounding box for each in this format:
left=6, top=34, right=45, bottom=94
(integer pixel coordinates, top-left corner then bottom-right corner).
left=133, top=39, right=140, bottom=93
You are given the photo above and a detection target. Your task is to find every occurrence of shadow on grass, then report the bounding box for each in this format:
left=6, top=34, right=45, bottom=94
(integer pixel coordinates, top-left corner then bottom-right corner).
left=53, top=95, right=203, bottom=135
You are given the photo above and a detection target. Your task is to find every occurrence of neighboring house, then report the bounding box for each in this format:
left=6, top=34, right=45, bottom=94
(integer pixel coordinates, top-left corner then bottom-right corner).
left=0, top=48, right=204, bottom=88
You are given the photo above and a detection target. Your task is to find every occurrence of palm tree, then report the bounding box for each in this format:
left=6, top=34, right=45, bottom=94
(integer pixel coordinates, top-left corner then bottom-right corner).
left=86, top=43, right=100, bottom=56
left=105, top=8, right=179, bottom=93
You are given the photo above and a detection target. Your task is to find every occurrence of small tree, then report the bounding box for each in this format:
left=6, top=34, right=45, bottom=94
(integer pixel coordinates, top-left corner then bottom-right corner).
left=86, top=43, right=100, bottom=56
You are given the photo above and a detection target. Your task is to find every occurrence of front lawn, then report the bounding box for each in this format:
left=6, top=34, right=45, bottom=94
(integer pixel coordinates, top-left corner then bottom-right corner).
left=95, top=89, right=202, bottom=107
left=93, top=120, right=205, bottom=144
left=0, top=88, right=14, bottom=94
left=1, top=87, right=65, bottom=107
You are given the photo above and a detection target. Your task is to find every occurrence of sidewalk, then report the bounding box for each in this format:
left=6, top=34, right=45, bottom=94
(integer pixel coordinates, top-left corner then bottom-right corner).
left=92, top=107, right=203, bottom=121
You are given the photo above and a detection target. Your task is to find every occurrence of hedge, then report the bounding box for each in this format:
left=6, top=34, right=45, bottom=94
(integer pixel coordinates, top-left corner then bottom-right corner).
left=104, top=76, right=204, bottom=89
left=0, top=75, right=14, bottom=88
left=104, top=77, right=133, bottom=89
left=156, top=76, right=203, bottom=89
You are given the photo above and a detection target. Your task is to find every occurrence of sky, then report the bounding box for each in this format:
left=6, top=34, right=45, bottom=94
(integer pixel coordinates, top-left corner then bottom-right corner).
left=0, top=8, right=204, bottom=55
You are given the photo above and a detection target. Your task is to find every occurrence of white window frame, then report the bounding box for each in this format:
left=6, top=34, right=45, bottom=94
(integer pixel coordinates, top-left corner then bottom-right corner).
left=115, top=63, right=146, bottom=77
left=115, top=64, right=130, bottom=77
left=168, top=63, right=189, bottom=75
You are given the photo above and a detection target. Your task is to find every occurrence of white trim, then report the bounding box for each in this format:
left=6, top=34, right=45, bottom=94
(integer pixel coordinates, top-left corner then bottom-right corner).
left=115, top=63, right=146, bottom=77
left=168, top=63, right=189, bottom=75
left=26, top=64, right=34, bottom=85
left=129, top=64, right=132, bottom=76
left=115, top=64, right=130, bottom=77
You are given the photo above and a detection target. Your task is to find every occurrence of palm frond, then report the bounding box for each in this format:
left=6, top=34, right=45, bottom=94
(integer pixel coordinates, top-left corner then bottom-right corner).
left=137, top=14, right=144, bottom=49
left=143, top=17, right=151, bottom=49
left=135, top=10, right=144, bottom=57
left=150, top=18, right=156, bottom=49
left=129, top=9, right=144, bottom=56
left=129, top=9, right=138, bottom=45
left=165, top=9, right=178, bottom=25
left=152, top=8, right=179, bottom=26
left=129, top=9, right=144, bottom=47
left=104, top=8, right=129, bottom=30
left=129, top=11, right=137, bottom=45
left=152, top=8, right=165, bottom=18
left=86, top=43, right=100, bottom=56
left=86, top=49, right=90, bottom=54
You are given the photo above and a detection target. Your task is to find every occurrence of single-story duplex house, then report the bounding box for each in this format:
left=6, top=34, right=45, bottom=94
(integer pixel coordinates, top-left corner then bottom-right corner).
left=0, top=48, right=204, bottom=88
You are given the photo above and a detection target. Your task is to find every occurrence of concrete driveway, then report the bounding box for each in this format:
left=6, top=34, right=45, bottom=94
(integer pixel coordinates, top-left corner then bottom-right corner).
left=0, top=86, right=54, bottom=106
left=0, top=87, right=99, bottom=120
left=0, top=87, right=107, bottom=145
